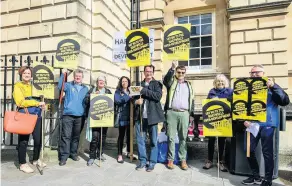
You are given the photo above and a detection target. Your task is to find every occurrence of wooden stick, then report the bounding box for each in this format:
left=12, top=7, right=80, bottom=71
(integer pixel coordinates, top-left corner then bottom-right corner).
left=217, top=137, right=220, bottom=179
left=130, top=102, right=134, bottom=162
left=246, top=131, right=250, bottom=157
left=99, top=127, right=103, bottom=167
left=140, top=94, right=143, bottom=137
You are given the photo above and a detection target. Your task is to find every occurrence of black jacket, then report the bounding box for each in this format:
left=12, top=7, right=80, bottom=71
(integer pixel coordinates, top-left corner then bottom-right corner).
left=133, top=79, right=165, bottom=125
left=84, top=86, right=112, bottom=117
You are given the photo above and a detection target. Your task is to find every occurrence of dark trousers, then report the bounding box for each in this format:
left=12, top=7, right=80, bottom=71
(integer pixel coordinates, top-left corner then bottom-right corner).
left=208, top=137, right=226, bottom=162
left=18, top=116, right=42, bottom=164
left=117, top=125, right=130, bottom=155
left=246, top=126, right=275, bottom=182
left=89, top=127, right=108, bottom=159
left=59, top=115, right=85, bottom=161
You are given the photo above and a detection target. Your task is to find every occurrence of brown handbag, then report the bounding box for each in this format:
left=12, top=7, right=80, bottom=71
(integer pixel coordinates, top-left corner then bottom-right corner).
left=4, top=107, right=38, bottom=135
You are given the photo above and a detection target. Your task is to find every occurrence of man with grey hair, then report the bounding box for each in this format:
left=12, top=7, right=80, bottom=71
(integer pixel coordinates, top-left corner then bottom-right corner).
left=241, top=65, right=290, bottom=186
left=58, top=68, right=89, bottom=166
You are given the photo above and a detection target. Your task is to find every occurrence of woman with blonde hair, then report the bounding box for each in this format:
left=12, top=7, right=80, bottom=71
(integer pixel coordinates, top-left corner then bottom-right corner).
left=13, top=66, right=46, bottom=173
left=203, top=74, right=233, bottom=172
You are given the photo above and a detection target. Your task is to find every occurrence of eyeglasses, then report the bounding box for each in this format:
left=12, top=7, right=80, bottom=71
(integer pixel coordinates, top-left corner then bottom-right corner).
left=249, top=71, right=263, bottom=75
left=176, top=71, right=185, bottom=74
left=145, top=71, right=153, bottom=73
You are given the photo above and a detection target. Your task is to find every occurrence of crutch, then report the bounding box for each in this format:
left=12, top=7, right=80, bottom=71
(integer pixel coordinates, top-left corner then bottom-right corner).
left=36, top=94, right=45, bottom=175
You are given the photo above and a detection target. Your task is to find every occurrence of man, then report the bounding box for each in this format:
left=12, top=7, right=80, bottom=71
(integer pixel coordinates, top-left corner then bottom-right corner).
left=58, top=69, right=89, bottom=166
left=134, top=65, right=165, bottom=172
left=242, top=65, right=290, bottom=186
left=163, top=61, right=194, bottom=170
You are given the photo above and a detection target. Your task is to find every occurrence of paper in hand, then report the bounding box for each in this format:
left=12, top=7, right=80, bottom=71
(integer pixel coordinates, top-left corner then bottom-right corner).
left=129, top=86, right=142, bottom=96
left=246, top=122, right=260, bottom=138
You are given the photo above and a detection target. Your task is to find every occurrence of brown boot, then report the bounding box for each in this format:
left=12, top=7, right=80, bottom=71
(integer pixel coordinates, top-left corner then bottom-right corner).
left=181, top=160, right=188, bottom=170
left=167, top=160, right=174, bottom=170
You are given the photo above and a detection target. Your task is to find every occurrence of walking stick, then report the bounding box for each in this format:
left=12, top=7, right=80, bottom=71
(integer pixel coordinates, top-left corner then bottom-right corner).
left=37, top=94, right=45, bottom=175
left=129, top=102, right=134, bottom=162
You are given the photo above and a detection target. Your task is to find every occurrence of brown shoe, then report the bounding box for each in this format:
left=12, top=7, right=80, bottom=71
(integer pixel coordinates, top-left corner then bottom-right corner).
left=203, top=160, right=213, bottom=170
left=167, top=160, right=174, bottom=170
left=181, top=160, right=188, bottom=170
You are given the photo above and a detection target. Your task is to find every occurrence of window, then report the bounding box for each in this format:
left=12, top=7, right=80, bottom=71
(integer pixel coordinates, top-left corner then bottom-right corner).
left=177, top=13, right=213, bottom=71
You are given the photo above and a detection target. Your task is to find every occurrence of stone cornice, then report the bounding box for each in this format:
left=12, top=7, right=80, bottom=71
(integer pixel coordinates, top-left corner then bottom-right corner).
left=227, top=0, right=292, bottom=14
left=140, top=18, right=165, bottom=27
left=185, top=72, right=230, bottom=80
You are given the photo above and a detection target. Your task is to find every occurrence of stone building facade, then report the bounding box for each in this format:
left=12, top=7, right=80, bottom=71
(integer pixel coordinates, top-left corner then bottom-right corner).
left=1, top=0, right=292, bottom=153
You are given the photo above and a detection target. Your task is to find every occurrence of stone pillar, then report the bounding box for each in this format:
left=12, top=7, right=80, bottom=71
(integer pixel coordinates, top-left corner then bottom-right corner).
left=228, top=0, right=291, bottom=90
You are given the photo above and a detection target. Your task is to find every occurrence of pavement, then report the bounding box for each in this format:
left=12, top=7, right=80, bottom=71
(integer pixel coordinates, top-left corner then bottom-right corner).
left=1, top=140, right=291, bottom=186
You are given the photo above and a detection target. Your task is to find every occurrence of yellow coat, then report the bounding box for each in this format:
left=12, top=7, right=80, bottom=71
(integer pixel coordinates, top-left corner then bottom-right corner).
left=13, top=81, right=39, bottom=107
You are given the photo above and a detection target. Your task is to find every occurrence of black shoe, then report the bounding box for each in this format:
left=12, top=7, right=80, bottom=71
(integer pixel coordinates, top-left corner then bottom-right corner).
left=135, top=163, right=146, bottom=171
left=146, top=164, right=155, bottom=172
left=70, top=156, right=80, bottom=161
left=59, top=161, right=66, bottom=166
left=260, top=180, right=272, bottom=186
left=242, top=177, right=262, bottom=185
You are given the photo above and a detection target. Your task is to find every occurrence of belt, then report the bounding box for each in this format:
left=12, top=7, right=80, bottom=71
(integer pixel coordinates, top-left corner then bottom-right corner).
left=171, top=109, right=188, bottom=112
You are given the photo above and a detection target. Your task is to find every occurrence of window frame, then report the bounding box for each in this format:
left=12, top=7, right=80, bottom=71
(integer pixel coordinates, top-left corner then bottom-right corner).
left=174, top=9, right=217, bottom=74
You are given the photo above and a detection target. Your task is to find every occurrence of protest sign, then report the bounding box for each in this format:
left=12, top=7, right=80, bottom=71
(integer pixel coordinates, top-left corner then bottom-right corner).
left=125, top=28, right=151, bottom=67
left=232, top=77, right=268, bottom=122
left=32, top=62, right=55, bottom=99
left=202, top=98, right=233, bottom=137
left=113, top=29, right=154, bottom=63
left=55, top=37, right=81, bottom=69
left=89, top=94, right=114, bottom=128
left=163, top=24, right=191, bottom=61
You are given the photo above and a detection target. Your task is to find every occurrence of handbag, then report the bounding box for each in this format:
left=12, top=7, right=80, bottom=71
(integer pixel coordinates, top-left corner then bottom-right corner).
left=114, top=105, right=121, bottom=128
left=4, top=107, right=38, bottom=135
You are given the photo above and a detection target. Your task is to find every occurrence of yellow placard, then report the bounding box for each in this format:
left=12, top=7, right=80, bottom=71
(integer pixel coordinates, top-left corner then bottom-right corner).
left=54, top=37, right=81, bottom=70
left=125, top=28, right=151, bottom=67
left=32, top=62, right=55, bottom=99
left=89, top=94, right=114, bottom=128
left=232, top=77, right=268, bottom=122
left=163, top=24, right=191, bottom=61
left=202, top=98, right=233, bottom=137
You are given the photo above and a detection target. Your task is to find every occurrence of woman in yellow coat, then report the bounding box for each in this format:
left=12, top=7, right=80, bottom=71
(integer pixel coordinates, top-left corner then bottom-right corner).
left=13, top=66, right=46, bottom=173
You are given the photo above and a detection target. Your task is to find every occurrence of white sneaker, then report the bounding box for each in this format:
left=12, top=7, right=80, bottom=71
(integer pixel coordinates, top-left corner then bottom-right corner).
left=33, top=159, right=47, bottom=167
left=19, top=163, right=34, bottom=173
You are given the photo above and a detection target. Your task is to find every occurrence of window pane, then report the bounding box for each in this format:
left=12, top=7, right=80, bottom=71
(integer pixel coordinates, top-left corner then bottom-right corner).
left=190, top=60, right=200, bottom=66
left=201, top=58, right=212, bottom=66
left=201, top=14, right=212, bottom=24
left=201, top=24, right=212, bottom=35
left=191, top=26, right=200, bottom=36
left=189, top=15, right=200, bottom=25
left=178, top=61, right=188, bottom=66
left=201, top=36, right=212, bottom=47
left=190, top=38, right=200, bottom=47
left=201, top=47, right=212, bottom=58
left=178, top=17, right=188, bottom=24
left=190, top=48, right=200, bottom=58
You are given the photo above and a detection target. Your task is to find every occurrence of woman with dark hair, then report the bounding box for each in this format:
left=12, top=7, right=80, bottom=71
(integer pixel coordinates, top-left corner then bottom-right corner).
left=13, top=66, right=46, bottom=173
left=114, top=76, right=132, bottom=163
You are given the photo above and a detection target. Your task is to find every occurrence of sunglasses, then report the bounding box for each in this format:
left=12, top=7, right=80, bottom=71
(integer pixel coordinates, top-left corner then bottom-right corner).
left=249, top=71, right=263, bottom=75
left=176, top=71, right=185, bottom=75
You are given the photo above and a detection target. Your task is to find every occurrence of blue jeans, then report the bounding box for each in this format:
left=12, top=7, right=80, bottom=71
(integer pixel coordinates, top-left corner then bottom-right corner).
left=245, top=126, right=275, bottom=181
left=135, top=119, right=158, bottom=166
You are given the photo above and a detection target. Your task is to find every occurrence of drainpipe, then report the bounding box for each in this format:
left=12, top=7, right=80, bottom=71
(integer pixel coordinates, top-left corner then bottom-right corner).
left=135, top=0, right=140, bottom=85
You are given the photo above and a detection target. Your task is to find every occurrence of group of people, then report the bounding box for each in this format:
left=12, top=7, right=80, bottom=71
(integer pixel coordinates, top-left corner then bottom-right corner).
left=13, top=61, right=290, bottom=186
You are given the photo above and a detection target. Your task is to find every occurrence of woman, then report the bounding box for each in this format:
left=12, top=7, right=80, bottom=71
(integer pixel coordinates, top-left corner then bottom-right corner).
left=114, top=76, right=132, bottom=163
left=13, top=66, right=46, bottom=173
left=203, top=74, right=233, bottom=172
left=85, top=76, right=112, bottom=166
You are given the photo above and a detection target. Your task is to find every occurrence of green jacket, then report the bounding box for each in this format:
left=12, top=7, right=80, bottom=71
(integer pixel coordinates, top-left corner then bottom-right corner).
left=163, top=68, right=194, bottom=115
